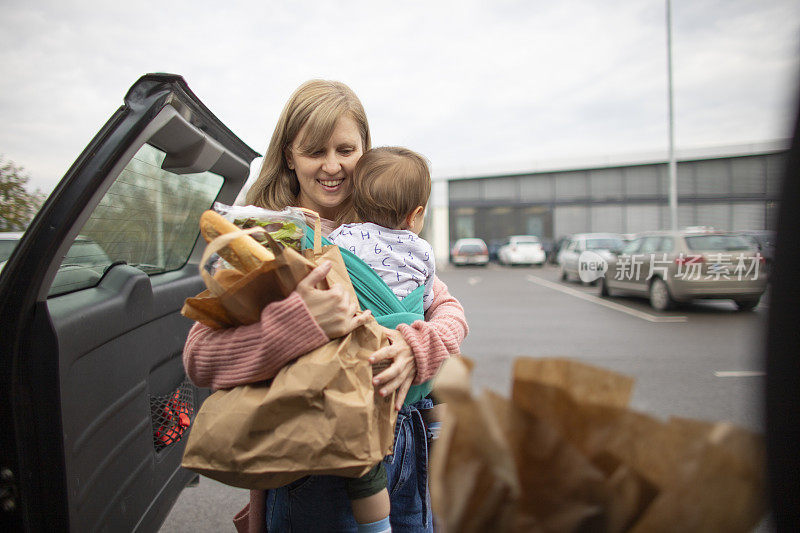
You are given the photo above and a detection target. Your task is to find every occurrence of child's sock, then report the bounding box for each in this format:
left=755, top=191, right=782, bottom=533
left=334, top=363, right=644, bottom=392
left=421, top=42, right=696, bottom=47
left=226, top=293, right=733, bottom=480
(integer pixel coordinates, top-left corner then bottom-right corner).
left=356, top=516, right=391, bottom=533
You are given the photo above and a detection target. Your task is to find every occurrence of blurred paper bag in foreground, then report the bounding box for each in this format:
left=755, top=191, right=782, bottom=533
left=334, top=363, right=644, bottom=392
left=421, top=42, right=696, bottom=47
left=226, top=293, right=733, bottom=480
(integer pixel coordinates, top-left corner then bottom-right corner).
left=430, top=357, right=766, bottom=532
left=428, top=357, right=520, bottom=532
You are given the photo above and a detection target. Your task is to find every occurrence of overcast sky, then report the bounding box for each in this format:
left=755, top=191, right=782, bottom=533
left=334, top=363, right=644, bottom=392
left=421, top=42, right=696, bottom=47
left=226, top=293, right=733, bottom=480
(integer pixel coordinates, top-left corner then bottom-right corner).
left=1, top=0, right=798, bottom=193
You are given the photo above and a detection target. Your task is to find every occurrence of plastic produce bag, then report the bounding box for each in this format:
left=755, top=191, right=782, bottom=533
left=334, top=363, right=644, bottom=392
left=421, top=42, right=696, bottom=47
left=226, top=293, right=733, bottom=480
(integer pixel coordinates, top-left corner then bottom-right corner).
left=214, top=202, right=306, bottom=251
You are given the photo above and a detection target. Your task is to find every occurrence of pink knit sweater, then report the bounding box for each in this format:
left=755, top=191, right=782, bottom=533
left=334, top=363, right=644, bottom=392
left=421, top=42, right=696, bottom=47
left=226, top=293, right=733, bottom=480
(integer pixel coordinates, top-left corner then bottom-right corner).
left=184, top=277, right=466, bottom=390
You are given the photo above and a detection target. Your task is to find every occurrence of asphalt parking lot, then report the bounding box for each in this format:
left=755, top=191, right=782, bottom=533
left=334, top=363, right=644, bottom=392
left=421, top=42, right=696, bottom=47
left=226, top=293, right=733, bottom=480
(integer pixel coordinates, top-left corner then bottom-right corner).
left=161, top=262, right=770, bottom=531
left=447, top=262, right=767, bottom=429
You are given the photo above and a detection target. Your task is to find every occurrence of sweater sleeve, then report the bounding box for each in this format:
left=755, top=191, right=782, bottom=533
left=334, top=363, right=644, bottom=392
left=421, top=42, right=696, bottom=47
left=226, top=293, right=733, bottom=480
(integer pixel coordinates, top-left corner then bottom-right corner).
left=396, top=276, right=468, bottom=384
left=182, top=292, right=329, bottom=390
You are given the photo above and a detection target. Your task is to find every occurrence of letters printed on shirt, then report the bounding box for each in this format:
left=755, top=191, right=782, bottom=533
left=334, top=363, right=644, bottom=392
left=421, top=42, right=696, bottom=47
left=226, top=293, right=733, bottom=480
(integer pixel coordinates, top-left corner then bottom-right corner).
left=328, top=222, right=436, bottom=310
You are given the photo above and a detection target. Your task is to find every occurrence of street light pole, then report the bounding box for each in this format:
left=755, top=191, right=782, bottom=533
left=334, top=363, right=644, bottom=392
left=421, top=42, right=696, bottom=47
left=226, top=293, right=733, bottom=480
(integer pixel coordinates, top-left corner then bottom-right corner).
left=666, top=0, right=678, bottom=232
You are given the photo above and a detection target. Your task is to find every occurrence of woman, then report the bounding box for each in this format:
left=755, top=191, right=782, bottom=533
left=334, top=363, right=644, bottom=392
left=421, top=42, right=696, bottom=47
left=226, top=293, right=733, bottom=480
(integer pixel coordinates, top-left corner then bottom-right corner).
left=183, top=80, right=468, bottom=532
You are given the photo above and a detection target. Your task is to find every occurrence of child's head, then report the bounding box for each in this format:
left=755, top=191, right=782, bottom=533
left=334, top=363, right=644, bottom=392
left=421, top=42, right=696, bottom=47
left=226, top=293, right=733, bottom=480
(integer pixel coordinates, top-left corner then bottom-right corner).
left=352, top=147, right=431, bottom=233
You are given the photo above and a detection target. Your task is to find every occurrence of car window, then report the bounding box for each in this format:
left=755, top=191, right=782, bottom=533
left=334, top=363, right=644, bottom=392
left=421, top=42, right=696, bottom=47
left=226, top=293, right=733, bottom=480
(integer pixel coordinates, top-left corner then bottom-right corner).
left=585, top=238, right=624, bottom=251
left=640, top=236, right=662, bottom=254
left=0, top=239, right=19, bottom=263
left=659, top=237, right=674, bottom=252
left=48, top=143, right=224, bottom=297
left=620, top=238, right=641, bottom=254
left=458, top=244, right=485, bottom=254
left=514, top=238, right=540, bottom=246
left=684, top=234, right=753, bottom=252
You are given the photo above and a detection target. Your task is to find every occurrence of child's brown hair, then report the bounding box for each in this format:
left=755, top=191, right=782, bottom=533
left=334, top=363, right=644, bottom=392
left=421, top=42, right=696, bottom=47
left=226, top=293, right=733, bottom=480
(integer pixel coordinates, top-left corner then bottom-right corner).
left=352, top=147, right=431, bottom=229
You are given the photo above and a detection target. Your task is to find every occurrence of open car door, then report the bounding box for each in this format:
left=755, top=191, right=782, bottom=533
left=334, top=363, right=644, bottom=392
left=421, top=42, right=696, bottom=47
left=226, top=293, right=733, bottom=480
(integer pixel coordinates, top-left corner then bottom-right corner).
left=0, top=74, right=259, bottom=532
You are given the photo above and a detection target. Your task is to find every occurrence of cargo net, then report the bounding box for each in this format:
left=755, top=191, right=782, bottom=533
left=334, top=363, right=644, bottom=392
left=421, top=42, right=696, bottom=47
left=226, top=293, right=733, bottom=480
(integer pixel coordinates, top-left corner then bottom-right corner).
left=149, top=379, right=195, bottom=452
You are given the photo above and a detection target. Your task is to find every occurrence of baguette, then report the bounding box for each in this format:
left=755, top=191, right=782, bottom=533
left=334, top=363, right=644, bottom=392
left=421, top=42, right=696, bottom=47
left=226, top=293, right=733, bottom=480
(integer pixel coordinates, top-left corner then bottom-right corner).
left=199, top=210, right=274, bottom=273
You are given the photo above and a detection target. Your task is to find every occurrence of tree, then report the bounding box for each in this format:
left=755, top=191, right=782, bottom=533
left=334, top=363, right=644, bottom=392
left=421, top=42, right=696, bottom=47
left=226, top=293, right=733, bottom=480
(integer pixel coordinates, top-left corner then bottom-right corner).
left=0, top=157, right=46, bottom=231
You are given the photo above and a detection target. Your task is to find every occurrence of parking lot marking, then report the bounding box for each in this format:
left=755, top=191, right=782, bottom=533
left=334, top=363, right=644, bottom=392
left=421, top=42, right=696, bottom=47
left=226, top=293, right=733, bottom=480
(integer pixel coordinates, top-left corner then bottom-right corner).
left=525, top=275, right=688, bottom=323
left=467, top=276, right=482, bottom=286
left=714, top=370, right=765, bottom=377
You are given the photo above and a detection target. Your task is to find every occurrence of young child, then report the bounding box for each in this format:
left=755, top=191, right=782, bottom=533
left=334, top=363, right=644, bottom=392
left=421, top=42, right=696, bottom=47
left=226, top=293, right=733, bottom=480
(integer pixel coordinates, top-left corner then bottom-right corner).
left=328, top=146, right=435, bottom=533
left=330, top=146, right=435, bottom=310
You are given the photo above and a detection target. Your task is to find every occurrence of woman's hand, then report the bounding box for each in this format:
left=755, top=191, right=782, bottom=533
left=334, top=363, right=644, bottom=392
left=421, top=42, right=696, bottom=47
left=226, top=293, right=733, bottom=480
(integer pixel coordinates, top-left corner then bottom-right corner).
left=296, top=261, right=372, bottom=339
left=370, top=327, right=417, bottom=411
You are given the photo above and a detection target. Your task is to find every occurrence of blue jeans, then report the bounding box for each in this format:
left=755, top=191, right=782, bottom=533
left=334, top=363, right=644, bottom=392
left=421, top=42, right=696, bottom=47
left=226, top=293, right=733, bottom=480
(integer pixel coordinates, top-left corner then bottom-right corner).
left=264, top=398, right=434, bottom=532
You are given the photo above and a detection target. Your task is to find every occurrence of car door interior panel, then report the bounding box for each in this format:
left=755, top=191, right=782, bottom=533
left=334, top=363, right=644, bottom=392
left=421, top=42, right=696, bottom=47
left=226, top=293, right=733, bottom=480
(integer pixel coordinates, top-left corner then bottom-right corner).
left=0, top=74, right=259, bottom=532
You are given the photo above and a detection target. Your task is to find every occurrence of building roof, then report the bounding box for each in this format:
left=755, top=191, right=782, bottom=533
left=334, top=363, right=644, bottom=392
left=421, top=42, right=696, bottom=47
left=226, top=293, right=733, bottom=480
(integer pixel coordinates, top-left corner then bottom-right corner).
left=433, top=139, right=789, bottom=182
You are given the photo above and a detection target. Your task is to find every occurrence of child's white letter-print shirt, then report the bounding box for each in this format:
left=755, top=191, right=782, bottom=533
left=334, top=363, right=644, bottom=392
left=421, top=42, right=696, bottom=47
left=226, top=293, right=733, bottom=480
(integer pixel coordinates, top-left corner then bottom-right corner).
left=328, top=222, right=435, bottom=310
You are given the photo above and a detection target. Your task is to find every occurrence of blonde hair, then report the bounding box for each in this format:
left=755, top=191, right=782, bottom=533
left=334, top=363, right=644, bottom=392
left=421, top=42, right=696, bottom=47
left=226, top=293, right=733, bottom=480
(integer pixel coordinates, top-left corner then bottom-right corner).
left=352, top=147, right=431, bottom=229
left=245, top=80, right=371, bottom=223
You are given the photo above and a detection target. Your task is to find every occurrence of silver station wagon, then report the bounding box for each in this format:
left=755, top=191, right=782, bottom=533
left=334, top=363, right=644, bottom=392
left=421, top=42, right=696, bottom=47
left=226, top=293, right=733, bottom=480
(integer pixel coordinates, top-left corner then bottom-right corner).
left=599, top=229, right=768, bottom=311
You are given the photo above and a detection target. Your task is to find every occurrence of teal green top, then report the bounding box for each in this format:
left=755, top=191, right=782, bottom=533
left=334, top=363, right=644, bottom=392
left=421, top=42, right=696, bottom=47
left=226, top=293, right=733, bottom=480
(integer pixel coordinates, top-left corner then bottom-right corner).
left=303, top=230, right=433, bottom=405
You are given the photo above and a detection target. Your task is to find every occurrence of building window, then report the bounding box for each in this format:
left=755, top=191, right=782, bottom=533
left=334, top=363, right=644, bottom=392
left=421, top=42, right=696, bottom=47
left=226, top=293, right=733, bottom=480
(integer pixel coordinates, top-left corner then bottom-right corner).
left=449, top=179, right=483, bottom=202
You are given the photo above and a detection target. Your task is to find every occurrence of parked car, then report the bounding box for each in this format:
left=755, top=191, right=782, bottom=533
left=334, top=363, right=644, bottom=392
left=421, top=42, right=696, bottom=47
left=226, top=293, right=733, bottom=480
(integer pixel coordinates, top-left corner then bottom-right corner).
left=1, top=233, right=112, bottom=293
left=599, top=230, right=767, bottom=311
left=557, top=233, right=626, bottom=282
left=497, top=235, right=546, bottom=266
left=0, top=232, right=25, bottom=265
left=450, top=238, right=489, bottom=266
left=0, top=232, right=22, bottom=275
left=0, top=74, right=260, bottom=532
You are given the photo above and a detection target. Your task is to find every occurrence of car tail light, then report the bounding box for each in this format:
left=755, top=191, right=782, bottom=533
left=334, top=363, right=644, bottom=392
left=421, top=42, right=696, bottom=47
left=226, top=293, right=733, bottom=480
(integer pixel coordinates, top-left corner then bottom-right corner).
left=675, top=254, right=704, bottom=265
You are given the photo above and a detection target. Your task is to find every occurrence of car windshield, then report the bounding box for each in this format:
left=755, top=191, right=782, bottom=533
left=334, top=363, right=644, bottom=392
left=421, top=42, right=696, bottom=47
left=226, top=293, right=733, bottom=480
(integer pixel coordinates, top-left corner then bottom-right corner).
left=685, top=235, right=753, bottom=252
left=585, top=238, right=624, bottom=251
left=514, top=239, right=540, bottom=246
left=0, top=239, right=19, bottom=263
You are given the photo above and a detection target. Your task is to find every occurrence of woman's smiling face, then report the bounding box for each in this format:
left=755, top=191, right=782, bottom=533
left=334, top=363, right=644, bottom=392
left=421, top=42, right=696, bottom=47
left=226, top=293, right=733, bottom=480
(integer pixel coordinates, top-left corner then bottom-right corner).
left=286, top=115, right=364, bottom=220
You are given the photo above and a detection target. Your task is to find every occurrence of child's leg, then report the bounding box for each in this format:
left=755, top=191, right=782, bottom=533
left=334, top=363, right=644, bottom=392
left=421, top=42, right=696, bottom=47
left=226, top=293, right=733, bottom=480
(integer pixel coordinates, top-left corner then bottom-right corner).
left=344, top=463, right=391, bottom=531
left=351, top=488, right=390, bottom=526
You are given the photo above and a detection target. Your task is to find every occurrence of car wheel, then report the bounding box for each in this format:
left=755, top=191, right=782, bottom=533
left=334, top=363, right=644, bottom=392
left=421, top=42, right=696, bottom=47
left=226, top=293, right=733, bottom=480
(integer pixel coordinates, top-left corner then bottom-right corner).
left=649, top=277, right=673, bottom=311
left=734, top=297, right=761, bottom=311
left=560, top=268, right=568, bottom=281
left=599, top=277, right=611, bottom=297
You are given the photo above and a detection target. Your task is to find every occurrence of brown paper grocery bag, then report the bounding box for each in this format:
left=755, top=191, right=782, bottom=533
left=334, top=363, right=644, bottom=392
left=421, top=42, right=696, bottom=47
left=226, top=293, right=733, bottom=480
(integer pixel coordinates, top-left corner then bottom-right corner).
left=182, top=318, right=396, bottom=489
left=511, top=358, right=765, bottom=532
left=182, top=228, right=313, bottom=328
left=430, top=357, right=766, bottom=532
left=429, top=357, right=520, bottom=533
left=182, top=210, right=398, bottom=489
